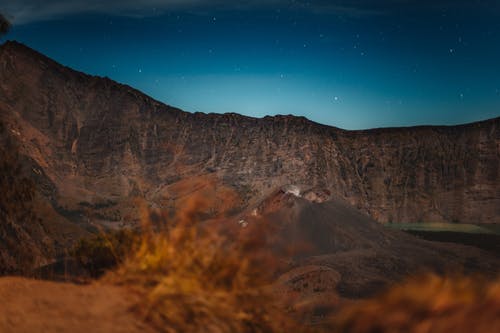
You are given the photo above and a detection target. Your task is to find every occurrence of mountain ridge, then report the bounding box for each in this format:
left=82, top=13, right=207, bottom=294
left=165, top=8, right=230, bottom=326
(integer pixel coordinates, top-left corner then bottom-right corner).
left=1, top=40, right=499, bottom=227
left=2, top=40, right=497, bottom=132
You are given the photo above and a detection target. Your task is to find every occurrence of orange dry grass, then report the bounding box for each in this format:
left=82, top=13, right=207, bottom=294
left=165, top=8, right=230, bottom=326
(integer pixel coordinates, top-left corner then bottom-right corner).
left=330, top=274, right=500, bottom=333
left=107, top=194, right=294, bottom=333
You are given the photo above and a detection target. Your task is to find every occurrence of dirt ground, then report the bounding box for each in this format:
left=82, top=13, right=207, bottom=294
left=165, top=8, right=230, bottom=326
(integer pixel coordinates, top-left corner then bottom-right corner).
left=0, top=277, right=155, bottom=333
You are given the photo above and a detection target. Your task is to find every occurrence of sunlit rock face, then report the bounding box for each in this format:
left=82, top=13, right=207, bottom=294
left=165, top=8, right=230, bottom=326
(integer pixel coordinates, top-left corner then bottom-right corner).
left=1, top=41, right=499, bottom=226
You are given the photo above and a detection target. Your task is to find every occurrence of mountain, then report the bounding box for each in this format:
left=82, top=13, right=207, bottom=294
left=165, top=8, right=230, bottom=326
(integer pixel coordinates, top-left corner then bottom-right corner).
left=1, top=41, right=498, bottom=231
left=0, top=42, right=500, bottom=274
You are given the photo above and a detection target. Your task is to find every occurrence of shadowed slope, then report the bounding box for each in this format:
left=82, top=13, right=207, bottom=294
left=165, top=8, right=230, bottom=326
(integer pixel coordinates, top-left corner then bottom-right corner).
left=240, top=190, right=500, bottom=303
left=0, top=120, right=89, bottom=275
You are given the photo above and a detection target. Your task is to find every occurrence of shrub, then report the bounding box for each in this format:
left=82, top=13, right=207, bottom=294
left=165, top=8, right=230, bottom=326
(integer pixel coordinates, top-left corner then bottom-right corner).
left=329, top=274, right=500, bottom=333
left=106, top=195, right=299, bottom=333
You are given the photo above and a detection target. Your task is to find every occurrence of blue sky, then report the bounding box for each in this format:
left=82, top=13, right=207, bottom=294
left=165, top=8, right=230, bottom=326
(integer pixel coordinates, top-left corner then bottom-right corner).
left=2, top=0, right=500, bottom=129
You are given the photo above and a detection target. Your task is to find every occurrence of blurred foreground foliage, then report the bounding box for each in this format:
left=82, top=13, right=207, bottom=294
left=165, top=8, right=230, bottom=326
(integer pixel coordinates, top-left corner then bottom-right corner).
left=0, top=13, right=10, bottom=37
left=104, top=195, right=297, bottom=333
left=329, top=274, right=500, bottom=333
left=70, top=181, right=500, bottom=333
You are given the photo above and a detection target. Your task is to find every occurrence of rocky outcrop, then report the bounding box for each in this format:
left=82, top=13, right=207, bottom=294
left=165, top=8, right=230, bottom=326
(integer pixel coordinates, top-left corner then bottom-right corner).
left=0, top=41, right=499, bottom=225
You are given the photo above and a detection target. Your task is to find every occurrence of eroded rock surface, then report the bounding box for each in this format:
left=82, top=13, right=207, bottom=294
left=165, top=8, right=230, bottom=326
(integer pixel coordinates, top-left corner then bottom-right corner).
left=0, top=40, right=499, bottom=230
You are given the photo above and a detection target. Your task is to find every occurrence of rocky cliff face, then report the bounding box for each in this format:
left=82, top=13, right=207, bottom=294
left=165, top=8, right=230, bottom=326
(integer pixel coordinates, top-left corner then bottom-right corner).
left=0, top=119, right=89, bottom=274
left=1, top=41, right=499, bottom=226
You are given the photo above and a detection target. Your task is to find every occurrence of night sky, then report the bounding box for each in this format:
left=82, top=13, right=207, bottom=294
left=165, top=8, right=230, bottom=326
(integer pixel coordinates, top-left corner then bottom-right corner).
left=2, top=1, right=500, bottom=129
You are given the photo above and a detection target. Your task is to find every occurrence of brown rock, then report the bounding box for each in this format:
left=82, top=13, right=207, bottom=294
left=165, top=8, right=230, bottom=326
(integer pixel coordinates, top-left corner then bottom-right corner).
left=0, top=40, right=498, bottom=230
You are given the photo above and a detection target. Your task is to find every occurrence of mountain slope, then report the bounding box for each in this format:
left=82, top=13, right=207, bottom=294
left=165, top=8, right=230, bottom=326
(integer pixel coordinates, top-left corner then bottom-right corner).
left=0, top=119, right=89, bottom=274
left=0, top=40, right=499, bottom=228
left=238, top=190, right=500, bottom=299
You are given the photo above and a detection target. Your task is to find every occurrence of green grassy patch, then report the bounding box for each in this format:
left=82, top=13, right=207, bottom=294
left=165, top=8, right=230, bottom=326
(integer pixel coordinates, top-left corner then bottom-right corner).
left=385, top=223, right=499, bottom=235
